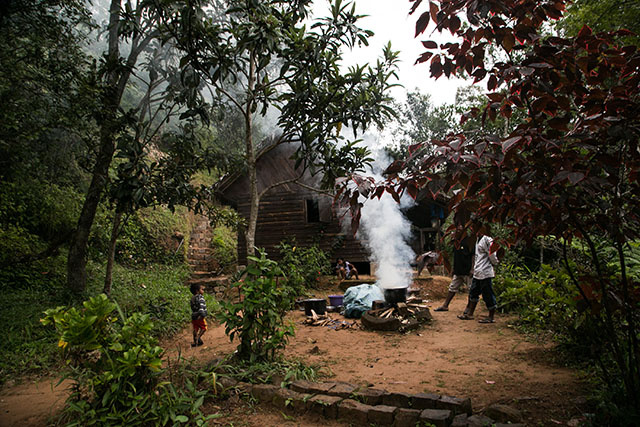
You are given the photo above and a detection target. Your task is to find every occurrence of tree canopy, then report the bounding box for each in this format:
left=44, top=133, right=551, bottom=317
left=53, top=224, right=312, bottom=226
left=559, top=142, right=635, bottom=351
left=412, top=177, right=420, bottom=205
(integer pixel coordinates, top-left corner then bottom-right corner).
left=340, top=0, right=640, bottom=412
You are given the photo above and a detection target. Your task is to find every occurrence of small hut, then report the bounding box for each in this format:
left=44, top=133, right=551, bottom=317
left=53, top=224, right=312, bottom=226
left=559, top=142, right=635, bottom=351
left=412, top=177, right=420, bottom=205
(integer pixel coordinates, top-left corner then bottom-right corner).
left=216, top=143, right=447, bottom=274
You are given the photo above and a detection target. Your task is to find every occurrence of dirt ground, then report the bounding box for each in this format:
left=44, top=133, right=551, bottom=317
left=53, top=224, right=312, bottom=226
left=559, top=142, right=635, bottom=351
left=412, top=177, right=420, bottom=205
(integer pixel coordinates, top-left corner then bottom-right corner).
left=0, top=276, right=588, bottom=426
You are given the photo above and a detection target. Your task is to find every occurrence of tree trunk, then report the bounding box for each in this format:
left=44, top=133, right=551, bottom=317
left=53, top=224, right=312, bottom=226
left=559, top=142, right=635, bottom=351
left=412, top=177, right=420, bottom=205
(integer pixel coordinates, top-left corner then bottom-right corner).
left=244, top=51, right=258, bottom=260
left=66, top=0, right=150, bottom=293
left=104, top=209, right=123, bottom=296
left=67, top=124, right=118, bottom=293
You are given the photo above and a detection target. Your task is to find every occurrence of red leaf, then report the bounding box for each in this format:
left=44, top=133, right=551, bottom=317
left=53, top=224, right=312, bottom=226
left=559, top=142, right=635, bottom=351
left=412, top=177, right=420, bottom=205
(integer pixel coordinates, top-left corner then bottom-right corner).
left=409, top=0, right=423, bottom=15
left=421, top=40, right=438, bottom=49
left=386, top=187, right=401, bottom=203
left=449, top=16, right=461, bottom=34
left=415, top=51, right=434, bottom=64
left=502, top=33, right=515, bottom=52
left=415, top=12, right=430, bottom=37
left=577, top=25, right=592, bottom=38
left=384, top=160, right=405, bottom=175
left=407, top=181, right=419, bottom=200
left=487, top=75, right=498, bottom=91
left=568, top=172, right=585, bottom=184
left=501, top=136, right=522, bottom=153
left=429, top=2, right=439, bottom=24
left=408, top=143, right=423, bottom=155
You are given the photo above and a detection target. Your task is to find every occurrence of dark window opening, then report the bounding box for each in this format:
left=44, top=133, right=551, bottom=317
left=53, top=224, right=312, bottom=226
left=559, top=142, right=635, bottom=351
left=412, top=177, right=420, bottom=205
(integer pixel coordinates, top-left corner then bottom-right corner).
left=351, top=261, right=371, bottom=275
left=306, top=199, right=320, bottom=223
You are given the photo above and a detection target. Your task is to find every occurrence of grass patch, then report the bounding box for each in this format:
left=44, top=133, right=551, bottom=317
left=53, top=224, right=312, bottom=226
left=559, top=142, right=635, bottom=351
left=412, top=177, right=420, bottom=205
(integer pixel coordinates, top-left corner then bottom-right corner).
left=221, top=357, right=326, bottom=387
left=0, top=259, right=213, bottom=385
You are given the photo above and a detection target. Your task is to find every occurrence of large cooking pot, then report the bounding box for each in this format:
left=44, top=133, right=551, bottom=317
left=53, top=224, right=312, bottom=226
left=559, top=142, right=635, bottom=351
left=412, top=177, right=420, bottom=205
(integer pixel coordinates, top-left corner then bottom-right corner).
left=384, top=287, right=408, bottom=305
left=303, top=298, right=327, bottom=316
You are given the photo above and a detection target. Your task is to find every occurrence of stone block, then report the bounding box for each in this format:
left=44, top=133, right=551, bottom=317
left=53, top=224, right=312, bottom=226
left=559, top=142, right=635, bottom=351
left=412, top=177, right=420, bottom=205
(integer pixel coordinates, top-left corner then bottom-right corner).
left=467, top=414, right=496, bottom=427
left=382, top=391, right=412, bottom=408
left=393, top=408, right=421, bottom=427
left=420, top=409, right=453, bottom=427
left=251, top=383, right=278, bottom=404
left=289, top=380, right=314, bottom=394
left=272, top=388, right=303, bottom=409
left=325, top=382, right=357, bottom=398
left=305, top=381, right=338, bottom=394
left=412, top=392, right=441, bottom=410
left=308, top=395, right=342, bottom=419
left=338, top=398, right=373, bottom=425
left=485, top=403, right=523, bottom=423
left=451, top=413, right=468, bottom=427
left=437, top=394, right=473, bottom=415
left=368, top=404, right=397, bottom=425
left=289, top=393, right=312, bottom=413
left=354, top=388, right=386, bottom=405
left=216, top=376, right=238, bottom=389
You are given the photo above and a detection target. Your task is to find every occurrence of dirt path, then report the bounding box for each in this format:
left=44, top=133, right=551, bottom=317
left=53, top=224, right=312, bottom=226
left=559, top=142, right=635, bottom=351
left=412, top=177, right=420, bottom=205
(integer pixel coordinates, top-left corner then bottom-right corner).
left=0, top=276, right=587, bottom=426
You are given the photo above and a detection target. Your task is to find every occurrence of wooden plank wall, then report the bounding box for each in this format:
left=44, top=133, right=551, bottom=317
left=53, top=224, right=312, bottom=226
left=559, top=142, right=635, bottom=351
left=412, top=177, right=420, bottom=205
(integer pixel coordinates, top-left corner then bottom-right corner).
left=234, top=190, right=369, bottom=265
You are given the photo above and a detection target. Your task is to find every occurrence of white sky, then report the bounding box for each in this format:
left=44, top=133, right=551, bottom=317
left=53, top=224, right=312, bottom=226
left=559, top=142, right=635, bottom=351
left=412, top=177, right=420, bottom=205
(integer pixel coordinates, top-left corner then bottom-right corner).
left=311, top=0, right=469, bottom=106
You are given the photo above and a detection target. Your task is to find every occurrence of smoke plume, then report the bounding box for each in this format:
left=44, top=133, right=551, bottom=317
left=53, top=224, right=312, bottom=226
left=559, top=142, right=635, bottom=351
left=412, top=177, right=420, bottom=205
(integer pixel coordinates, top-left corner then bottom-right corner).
left=356, top=136, right=416, bottom=290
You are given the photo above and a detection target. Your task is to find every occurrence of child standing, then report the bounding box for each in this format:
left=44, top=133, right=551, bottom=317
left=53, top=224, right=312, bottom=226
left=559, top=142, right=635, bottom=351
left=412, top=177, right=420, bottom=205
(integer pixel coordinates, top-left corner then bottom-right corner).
left=190, top=283, right=208, bottom=347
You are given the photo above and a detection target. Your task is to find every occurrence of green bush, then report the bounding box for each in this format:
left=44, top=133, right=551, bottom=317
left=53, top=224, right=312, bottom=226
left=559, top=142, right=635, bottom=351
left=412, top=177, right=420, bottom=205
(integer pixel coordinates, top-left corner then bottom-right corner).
left=217, top=250, right=295, bottom=362
left=0, top=181, right=82, bottom=243
left=493, top=264, right=577, bottom=332
left=210, top=225, right=237, bottom=274
left=41, top=294, right=218, bottom=426
left=276, top=238, right=331, bottom=297
left=88, top=205, right=193, bottom=266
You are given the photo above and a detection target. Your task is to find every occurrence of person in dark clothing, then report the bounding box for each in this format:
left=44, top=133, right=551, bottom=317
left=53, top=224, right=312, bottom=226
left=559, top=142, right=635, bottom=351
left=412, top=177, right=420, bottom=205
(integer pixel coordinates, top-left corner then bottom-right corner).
left=190, top=283, right=208, bottom=347
left=434, top=226, right=474, bottom=311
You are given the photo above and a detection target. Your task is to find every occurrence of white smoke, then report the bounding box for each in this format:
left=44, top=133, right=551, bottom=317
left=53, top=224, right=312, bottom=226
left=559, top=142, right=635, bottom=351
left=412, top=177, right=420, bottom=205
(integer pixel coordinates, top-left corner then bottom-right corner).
left=356, top=134, right=416, bottom=290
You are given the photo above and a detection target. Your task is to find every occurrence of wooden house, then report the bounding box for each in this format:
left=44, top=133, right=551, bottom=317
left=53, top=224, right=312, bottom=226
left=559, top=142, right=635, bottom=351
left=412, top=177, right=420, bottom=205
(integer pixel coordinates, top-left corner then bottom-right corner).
left=215, top=142, right=448, bottom=274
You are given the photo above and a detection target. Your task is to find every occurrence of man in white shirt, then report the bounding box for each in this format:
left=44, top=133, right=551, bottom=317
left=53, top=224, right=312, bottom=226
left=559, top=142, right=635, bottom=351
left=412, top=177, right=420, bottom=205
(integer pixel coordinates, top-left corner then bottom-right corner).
left=458, top=229, right=499, bottom=323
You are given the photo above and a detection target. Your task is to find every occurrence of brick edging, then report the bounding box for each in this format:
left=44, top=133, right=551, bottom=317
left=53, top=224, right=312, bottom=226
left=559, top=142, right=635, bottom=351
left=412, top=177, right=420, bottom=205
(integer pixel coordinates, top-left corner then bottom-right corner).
left=215, top=377, right=524, bottom=426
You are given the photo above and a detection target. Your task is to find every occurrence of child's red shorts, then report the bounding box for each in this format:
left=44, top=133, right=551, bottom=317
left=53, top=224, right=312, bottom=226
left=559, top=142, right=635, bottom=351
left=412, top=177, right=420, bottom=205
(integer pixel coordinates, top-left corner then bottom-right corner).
left=191, top=318, right=207, bottom=331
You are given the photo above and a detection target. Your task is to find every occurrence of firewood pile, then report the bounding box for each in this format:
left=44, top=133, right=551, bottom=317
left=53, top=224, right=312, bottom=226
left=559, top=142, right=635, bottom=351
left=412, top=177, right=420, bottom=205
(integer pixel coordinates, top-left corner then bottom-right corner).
left=361, top=298, right=432, bottom=332
left=304, top=310, right=358, bottom=330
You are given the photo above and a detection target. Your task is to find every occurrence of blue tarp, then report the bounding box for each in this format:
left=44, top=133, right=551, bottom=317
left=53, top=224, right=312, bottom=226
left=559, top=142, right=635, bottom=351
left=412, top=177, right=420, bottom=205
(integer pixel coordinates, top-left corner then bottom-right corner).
left=342, top=284, right=384, bottom=318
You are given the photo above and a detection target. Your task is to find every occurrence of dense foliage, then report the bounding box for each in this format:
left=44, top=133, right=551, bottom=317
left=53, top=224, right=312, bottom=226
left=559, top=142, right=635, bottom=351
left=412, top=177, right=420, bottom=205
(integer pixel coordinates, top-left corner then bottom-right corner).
left=360, top=0, right=640, bottom=421
left=277, top=239, right=331, bottom=296
left=0, top=261, right=198, bottom=384
left=217, top=250, right=295, bottom=362
left=41, top=294, right=216, bottom=425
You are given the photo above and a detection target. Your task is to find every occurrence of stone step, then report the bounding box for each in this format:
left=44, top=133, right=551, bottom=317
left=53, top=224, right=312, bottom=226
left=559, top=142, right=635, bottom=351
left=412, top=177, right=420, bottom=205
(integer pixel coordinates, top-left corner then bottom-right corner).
left=187, top=276, right=229, bottom=285
left=191, top=270, right=214, bottom=277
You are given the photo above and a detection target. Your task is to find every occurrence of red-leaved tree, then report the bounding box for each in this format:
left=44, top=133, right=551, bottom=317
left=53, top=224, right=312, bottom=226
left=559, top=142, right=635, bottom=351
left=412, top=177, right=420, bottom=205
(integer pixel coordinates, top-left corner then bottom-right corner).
left=340, top=0, right=640, bottom=410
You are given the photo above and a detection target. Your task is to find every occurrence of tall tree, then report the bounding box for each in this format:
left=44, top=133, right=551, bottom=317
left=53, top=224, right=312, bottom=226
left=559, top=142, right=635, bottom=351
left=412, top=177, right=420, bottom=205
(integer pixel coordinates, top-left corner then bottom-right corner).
left=67, top=0, right=172, bottom=293
left=162, top=0, right=399, bottom=259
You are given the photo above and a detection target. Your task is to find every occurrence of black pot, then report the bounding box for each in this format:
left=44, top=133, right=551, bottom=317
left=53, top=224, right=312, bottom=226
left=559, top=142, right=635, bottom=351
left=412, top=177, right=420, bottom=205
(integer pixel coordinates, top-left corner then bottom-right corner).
left=384, top=288, right=408, bottom=306
left=304, top=298, right=327, bottom=316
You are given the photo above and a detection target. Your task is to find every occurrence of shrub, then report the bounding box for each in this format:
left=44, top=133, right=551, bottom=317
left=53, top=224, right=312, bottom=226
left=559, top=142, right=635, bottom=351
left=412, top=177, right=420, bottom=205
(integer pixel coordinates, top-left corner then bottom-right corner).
left=210, top=225, right=237, bottom=274
left=217, top=249, right=295, bottom=362
left=276, top=239, right=331, bottom=297
left=41, top=294, right=217, bottom=426
left=493, top=264, right=577, bottom=332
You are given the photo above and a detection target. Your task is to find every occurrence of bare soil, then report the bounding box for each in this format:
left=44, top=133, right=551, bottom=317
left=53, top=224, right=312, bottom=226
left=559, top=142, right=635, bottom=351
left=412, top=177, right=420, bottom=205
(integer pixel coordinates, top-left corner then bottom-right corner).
left=0, top=275, right=588, bottom=426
